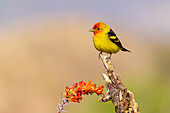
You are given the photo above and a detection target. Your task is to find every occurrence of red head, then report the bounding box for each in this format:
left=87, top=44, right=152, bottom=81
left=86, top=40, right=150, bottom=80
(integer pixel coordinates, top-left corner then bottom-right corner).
left=89, top=22, right=110, bottom=35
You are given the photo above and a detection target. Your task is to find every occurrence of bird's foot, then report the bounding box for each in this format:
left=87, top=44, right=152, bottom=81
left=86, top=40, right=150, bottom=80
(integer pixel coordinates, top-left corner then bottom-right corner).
left=98, top=52, right=102, bottom=59
left=106, top=57, right=111, bottom=60
left=106, top=54, right=112, bottom=60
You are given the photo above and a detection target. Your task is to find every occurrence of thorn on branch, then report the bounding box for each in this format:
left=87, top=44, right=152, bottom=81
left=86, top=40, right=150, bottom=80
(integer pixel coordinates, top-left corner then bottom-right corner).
left=99, top=94, right=112, bottom=102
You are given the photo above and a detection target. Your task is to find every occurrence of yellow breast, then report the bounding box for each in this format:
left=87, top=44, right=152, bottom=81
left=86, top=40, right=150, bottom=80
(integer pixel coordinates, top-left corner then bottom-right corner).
left=93, top=34, right=120, bottom=54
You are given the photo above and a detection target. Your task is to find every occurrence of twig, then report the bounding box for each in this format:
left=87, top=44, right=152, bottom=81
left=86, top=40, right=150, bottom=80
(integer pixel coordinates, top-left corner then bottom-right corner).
left=57, top=98, right=68, bottom=113
left=99, top=54, right=140, bottom=113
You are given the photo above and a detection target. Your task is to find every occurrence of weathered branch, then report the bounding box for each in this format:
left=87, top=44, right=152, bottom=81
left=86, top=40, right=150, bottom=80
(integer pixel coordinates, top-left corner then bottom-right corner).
left=99, top=54, right=140, bottom=113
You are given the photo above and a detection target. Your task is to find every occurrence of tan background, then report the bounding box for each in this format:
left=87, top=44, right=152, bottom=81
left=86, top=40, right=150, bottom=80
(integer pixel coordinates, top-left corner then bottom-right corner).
left=0, top=1, right=170, bottom=113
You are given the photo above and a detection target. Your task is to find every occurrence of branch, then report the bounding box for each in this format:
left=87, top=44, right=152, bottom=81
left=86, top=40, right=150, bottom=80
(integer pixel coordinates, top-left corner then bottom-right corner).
left=57, top=98, right=68, bottom=113
left=99, top=54, right=140, bottom=113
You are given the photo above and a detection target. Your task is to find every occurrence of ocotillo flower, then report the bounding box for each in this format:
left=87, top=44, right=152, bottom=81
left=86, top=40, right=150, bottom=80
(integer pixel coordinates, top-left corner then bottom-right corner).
left=63, top=80, right=104, bottom=102
left=57, top=80, right=104, bottom=113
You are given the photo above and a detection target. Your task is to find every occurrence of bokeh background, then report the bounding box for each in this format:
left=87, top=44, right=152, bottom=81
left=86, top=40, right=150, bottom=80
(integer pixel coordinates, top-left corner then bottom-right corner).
left=0, top=0, right=170, bottom=113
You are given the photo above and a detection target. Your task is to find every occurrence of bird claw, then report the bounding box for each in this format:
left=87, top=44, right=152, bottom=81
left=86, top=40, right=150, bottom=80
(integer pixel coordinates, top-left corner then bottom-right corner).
left=106, top=57, right=111, bottom=60
left=98, top=52, right=102, bottom=59
left=106, top=54, right=112, bottom=60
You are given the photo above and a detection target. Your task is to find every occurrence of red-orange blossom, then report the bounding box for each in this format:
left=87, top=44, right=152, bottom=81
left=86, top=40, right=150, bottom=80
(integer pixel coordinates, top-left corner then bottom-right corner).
left=63, top=80, right=104, bottom=102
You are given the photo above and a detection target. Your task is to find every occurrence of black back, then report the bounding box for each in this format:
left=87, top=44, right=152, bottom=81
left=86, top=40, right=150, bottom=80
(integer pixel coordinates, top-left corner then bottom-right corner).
left=108, top=28, right=123, bottom=48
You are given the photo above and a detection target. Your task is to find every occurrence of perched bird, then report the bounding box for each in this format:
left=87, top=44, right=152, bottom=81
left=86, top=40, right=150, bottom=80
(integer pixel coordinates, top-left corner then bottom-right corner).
left=89, top=22, right=130, bottom=59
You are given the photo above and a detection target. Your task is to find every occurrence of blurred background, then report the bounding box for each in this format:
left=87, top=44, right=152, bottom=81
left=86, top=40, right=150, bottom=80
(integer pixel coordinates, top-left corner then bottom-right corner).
left=0, top=0, right=170, bottom=113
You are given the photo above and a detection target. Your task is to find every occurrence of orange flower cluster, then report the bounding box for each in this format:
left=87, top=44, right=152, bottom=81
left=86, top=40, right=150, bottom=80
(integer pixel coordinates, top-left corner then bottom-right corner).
left=62, top=80, right=104, bottom=102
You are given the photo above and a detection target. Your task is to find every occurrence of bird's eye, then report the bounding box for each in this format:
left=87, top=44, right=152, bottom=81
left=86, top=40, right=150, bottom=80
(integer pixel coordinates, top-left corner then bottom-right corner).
left=97, top=28, right=100, bottom=30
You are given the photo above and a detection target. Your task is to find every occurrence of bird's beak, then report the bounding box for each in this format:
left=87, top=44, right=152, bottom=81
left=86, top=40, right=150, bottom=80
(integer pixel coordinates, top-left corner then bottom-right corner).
left=89, top=28, right=96, bottom=32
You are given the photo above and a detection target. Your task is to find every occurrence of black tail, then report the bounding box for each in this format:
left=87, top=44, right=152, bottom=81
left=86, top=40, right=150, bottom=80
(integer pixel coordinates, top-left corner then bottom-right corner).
left=121, top=47, right=131, bottom=52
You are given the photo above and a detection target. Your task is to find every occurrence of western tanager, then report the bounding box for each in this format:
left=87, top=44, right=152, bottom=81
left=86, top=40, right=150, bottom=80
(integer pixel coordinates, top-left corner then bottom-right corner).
left=89, top=22, right=130, bottom=58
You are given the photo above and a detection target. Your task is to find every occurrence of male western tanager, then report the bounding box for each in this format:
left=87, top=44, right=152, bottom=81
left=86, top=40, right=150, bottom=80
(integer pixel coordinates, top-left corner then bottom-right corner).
left=89, top=22, right=130, bottom=59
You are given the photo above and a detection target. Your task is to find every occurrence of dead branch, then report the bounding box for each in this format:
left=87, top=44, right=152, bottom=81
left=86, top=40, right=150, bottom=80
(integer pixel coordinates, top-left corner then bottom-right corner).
left=99, top=54, right=140, bottom=113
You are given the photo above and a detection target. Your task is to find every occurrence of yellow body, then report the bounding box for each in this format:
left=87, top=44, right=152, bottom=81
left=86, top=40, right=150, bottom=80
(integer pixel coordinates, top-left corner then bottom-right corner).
left=93, top=32, right=120, bottom=54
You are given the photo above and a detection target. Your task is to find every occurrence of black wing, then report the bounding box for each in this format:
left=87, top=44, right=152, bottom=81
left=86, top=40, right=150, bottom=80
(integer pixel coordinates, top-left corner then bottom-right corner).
left=108, top=28, right=123, bottom=48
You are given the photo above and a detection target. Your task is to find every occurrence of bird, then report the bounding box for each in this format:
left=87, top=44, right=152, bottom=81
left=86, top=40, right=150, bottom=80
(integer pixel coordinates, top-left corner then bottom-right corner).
left=89, top=22, right=130, bottom=59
